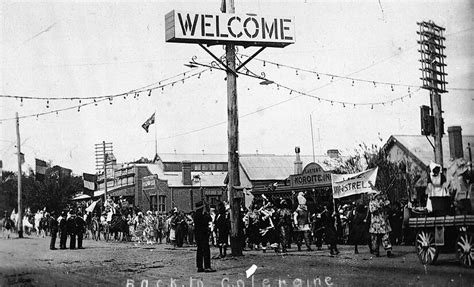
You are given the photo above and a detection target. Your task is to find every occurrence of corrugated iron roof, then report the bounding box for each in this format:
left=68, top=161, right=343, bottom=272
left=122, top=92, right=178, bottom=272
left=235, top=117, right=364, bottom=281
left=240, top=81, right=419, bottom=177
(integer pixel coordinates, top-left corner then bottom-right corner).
left=239, top=154, right=346, bottom=181
left=390, top=135, right=474, bottom=168
left=157, top=153, right=227, bottom=163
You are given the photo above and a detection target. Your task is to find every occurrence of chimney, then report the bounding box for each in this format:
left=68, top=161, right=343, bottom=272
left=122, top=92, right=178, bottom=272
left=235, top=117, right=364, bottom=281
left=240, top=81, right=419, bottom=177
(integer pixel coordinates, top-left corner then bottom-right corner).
left=448, top=126, right=463, bottom=160
left=327, top=149, right=340, bottom=159
left=182, top=160, right=192, bottom=185
left=294, top=146, right=303, bottom=174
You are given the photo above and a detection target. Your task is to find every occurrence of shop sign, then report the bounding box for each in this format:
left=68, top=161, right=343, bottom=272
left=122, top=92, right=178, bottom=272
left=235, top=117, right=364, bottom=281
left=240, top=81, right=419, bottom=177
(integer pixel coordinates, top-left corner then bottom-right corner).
left=290, top=163, right=332, bottom=187
left=165, top=10, right=295, bottom=47
left=142, top=175, right=157, bottom=190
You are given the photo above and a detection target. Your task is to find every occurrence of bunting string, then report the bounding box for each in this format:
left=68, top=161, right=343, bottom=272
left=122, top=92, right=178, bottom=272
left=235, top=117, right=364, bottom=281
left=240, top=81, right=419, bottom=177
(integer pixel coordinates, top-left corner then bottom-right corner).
left=0, top=67, right=210, bottom=122
left=0, top=68, right=209, bottom=102
left=236, top=53, right=474, bottom=92
left=188, top=58, right=420, bottom=108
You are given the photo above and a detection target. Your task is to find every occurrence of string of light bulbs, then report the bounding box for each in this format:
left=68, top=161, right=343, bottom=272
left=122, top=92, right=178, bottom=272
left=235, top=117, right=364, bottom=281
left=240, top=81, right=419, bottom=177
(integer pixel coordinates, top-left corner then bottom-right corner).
left=237, top=53, right=474, bottom=92
left=0, top=67, right=208, bottom=103
left=0, top=67, right=210, bottom=122
left=189, top=59, right=420, bottom=108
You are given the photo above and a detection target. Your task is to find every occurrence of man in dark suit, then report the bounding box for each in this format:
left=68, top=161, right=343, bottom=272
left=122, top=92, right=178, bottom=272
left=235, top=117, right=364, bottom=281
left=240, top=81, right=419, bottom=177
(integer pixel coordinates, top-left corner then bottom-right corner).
left=49, top=211, right=59, bottom=250
left=193, top=201, right=215, bottom=273
left=67, top=211, right=77, bottom=250
left=75, top=212, right=86, bottom=249
left=59, top=211, right=68, bottom=249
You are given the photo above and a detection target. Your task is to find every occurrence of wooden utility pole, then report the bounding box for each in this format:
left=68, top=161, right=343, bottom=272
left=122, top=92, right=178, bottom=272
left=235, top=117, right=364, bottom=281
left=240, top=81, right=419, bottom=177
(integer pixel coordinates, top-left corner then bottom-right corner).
left=224, top=0, right=242, bottom=256
left=15, top=112, right=23, bottom=238
left=103, top=141, right=108, bottom=199
left=417, top=21, right=447, bottom=167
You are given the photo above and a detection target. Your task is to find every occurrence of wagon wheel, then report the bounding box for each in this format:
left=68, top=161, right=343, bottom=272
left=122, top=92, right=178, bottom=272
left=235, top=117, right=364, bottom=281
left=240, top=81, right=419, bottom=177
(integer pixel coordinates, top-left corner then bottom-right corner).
left=456, top=232, right=474, bottom=268
left=416, top=230, right=439, bottom=265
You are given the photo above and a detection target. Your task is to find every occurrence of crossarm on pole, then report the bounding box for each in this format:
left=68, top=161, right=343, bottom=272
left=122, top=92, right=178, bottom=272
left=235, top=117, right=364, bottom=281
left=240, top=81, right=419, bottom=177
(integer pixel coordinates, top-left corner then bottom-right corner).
left=198, top=44, right=238, bottom=77
left=236, top=47, right=266, bottom=72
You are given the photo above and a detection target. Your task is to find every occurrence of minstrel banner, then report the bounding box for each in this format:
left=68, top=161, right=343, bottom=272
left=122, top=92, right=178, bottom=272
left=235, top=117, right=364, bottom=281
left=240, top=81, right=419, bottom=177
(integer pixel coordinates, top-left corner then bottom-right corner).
left=331, top=167, right=378, bottom=199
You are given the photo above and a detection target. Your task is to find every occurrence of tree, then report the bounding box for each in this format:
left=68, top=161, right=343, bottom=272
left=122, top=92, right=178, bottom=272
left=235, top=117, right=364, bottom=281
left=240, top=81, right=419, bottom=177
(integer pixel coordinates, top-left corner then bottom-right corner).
left=0, top=169, right=83, bottom=214
left=330, top=142, right=423, bottom=204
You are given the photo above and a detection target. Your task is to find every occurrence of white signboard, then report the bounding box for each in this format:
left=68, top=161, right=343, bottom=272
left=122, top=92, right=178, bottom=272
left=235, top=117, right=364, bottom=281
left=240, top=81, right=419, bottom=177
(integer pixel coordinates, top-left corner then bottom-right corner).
left=165, top=10, right=295, bottom=47
left=331, top=167, right=378, bottom=199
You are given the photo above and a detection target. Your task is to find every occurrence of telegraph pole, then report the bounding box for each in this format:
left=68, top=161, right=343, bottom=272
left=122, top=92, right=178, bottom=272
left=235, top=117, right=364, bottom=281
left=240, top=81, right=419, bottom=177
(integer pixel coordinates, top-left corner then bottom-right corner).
left=103, top=141, right=108, bottom=199
left=223, top=0, right=242, bottom=256
left=15, top=112, right=23, bottom=238
left=417, top=21, right=447, bottom=167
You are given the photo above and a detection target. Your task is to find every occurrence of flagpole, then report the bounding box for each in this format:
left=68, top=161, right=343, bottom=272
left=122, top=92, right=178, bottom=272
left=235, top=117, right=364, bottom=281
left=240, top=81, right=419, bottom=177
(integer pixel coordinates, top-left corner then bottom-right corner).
left=154, top=110, right=157, bottom=157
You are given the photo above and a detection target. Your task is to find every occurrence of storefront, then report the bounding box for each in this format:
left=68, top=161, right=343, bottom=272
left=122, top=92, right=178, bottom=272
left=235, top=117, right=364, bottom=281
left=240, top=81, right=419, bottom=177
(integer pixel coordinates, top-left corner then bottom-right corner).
left=252, top=162, right=334, bottom=212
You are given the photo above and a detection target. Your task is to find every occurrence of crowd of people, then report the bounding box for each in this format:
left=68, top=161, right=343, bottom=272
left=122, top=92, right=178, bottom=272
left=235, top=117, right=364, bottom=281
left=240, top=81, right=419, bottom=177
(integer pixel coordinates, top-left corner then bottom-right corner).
left=1, top=190, right=407, bottom=259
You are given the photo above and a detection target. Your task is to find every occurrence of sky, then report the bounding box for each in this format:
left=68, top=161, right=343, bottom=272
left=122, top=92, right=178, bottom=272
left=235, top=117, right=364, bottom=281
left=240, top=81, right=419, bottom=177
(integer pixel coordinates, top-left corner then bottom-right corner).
left=1, top=0, right=473, bottom=175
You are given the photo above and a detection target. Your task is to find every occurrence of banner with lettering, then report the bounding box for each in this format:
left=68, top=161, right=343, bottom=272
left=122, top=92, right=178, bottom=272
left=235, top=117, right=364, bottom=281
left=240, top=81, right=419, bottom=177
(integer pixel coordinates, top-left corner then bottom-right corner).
left=331, top=167, right=378, bottom=199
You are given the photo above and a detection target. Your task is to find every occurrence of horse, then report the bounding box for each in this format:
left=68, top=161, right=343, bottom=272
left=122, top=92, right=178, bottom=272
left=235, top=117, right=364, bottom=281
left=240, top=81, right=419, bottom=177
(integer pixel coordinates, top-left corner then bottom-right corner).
left=39, top=215, right=49, bottom=237
left=108, top=214, right=130, bottom=242
left=23, top=214, right=34, bottom=235
left=90, top=215, right=102, bottom=241
left=1, top=216, right=15, bottom=239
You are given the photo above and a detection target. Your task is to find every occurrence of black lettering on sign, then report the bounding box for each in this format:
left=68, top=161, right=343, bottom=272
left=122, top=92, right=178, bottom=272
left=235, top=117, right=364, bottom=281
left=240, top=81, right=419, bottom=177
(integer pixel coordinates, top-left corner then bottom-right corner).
left=280, top=18, right=293, bottom=40
left=228, top=16, right=242, bottom=38
left=262, top=18, right=278, bottom=39
left=216, top=15, right=228, bottom=37
left=178, top=13, right=199, bottom=36
left=201, top=14, right=214, bottom=37
left=243, top=17, right=259, bottom=38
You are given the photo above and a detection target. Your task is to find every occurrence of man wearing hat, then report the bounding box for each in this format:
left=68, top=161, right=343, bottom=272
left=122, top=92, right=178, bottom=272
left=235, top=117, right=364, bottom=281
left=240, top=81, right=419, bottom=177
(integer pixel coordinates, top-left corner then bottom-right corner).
left=193, top=201, right=216, bottom=272
left=58, top=211, right=68, bottom=249
left=67, top=211, right=77, bottom=249
left=49, top=211, right=59, bottom=250
left=75, top=212, right=86, bottom=249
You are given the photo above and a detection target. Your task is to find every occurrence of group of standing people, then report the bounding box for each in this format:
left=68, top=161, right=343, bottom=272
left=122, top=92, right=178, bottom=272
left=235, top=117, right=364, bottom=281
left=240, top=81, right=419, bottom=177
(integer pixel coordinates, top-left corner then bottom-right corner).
left=49, top=210, right=86, bottom=250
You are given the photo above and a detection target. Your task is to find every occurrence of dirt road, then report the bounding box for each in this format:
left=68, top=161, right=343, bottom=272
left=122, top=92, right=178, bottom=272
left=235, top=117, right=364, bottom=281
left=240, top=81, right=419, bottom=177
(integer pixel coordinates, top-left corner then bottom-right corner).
left=0, top=237, right=473, bottom=286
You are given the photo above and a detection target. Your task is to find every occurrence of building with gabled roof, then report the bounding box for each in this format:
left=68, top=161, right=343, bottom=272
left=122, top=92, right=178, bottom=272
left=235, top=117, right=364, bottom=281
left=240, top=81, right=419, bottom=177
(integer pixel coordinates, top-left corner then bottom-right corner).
left=382, top=126, right=473, bottom=201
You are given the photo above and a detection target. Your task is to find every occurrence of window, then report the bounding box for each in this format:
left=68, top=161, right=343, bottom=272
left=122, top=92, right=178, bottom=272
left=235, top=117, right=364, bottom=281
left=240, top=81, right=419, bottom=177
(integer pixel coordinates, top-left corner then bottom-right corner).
left=193, top=163, right=202, bottom=171
left=216, top=164, right=223, bottom=171
left=165, top=163, right=181, bottom=172
left=158, top=195, right=166, bottom=213
left=202, top=164, right=209, bottom=171
left=150, top=195, right=157, bottom=212
left=206, top=195, right=221, bottom=208
left=209, top=163, right=216, bottom=171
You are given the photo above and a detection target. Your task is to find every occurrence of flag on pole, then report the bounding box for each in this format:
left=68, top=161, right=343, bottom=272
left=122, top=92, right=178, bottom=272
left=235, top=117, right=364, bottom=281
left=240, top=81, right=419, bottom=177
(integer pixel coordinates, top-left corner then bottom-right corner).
left=141, top=113, right=155, bottom=133
left=35, top=158, right=48, bottom=181
left=83, top=173, right=97, bottom=190
left=83, top=173, right=97, bottom=196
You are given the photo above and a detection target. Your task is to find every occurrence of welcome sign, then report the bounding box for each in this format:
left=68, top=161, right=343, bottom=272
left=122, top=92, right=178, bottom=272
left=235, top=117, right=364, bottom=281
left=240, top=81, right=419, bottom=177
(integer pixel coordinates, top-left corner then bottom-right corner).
left=165, top=10, right=295, bottom=47
left=331, top=167, right=378, bottom=199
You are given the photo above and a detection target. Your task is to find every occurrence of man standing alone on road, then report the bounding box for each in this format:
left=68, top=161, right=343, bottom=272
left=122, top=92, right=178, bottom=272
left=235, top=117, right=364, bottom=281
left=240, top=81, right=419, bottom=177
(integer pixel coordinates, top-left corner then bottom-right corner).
left=193, top=201, right=216, bottom=273
left=49, top=211, right=58, bottom=250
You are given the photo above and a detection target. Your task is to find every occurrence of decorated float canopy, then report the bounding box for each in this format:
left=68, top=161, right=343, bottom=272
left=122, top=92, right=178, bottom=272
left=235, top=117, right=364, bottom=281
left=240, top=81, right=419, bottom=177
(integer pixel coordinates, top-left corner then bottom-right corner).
left=165, top=10, right=295, bottom=47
